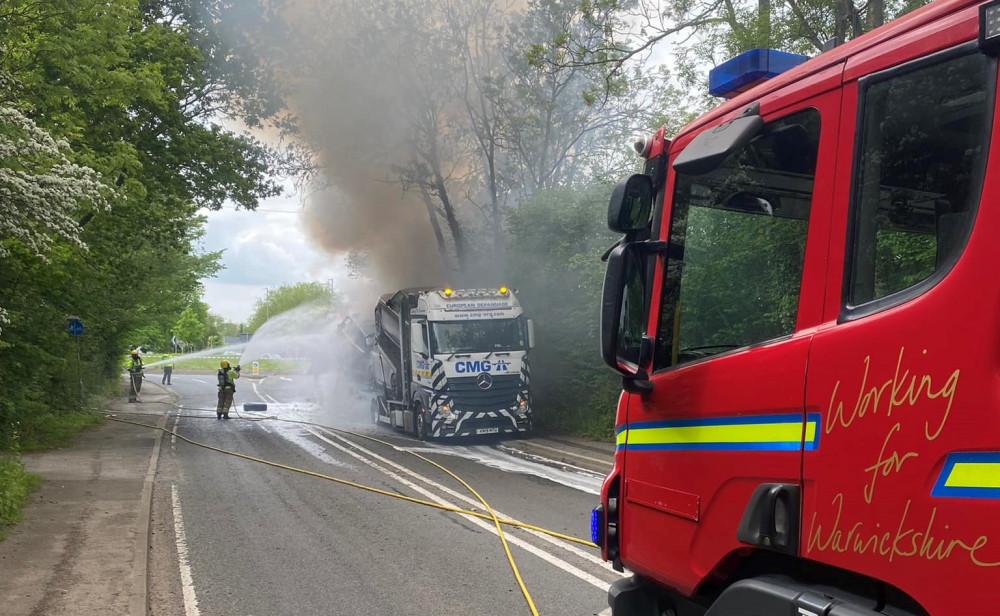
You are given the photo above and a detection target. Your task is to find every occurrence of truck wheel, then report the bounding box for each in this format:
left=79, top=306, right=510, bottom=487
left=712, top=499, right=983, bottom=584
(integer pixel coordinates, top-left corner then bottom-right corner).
left=414, top=404, right=428, bottom=441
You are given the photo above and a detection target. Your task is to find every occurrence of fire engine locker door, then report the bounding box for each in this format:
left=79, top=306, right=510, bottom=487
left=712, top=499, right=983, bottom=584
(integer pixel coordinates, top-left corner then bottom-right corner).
left=619, top=84, right=842, bottom=595
left=802, top=42, right=998, bottom=616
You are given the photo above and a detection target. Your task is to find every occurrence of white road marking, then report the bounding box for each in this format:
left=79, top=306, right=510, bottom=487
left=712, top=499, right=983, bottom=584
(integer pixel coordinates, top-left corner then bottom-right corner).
left=171, top=484, right=201, bottom=616
left=279, top=376, right=293, bottom=382
left=319, top=429, right=624, bottom=578
left=306, top=428, right=617, bottom=591
left=191, top=378, right=207, bottom=384
left=251, top=379, right=280, bottom=405
left=517, top=442, right=613, bottom=467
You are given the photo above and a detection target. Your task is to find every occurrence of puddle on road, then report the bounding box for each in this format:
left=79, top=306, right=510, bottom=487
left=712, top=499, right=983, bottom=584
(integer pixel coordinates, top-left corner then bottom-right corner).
left=241, top=402, right=353, bottom=469
left=242, top=397, right=604, bottom=495
left=401, top=444, right=604, bottom=495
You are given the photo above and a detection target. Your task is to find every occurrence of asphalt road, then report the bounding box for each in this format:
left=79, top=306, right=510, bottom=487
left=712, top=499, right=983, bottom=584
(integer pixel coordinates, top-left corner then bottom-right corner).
left=148, top=370, right=624, bottom=616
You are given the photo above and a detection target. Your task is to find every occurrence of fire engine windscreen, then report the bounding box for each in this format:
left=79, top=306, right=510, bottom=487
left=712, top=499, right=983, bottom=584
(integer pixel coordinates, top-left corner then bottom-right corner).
left=430, top=319, right=527, bottom=354
left=655, top=108, right=822, bottom=370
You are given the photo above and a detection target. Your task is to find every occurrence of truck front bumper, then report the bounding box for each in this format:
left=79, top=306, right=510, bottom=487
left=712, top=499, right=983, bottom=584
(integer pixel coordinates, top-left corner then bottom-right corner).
left=433, top=408, right=531, bottom=438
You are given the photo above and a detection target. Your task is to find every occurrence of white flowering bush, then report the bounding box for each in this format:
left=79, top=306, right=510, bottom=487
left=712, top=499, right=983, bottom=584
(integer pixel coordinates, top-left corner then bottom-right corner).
left=0, top=106, right=110, bottom=259
left=0, top=99, right=111, bottom=336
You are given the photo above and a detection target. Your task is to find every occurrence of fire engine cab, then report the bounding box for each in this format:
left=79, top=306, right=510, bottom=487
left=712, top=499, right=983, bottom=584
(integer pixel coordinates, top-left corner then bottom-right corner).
left=594, top=0, right=1000, bottom=614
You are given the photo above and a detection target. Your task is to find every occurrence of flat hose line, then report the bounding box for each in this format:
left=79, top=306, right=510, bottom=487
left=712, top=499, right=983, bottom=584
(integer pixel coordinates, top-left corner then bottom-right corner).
left=102, top=402, right=602, bottom=616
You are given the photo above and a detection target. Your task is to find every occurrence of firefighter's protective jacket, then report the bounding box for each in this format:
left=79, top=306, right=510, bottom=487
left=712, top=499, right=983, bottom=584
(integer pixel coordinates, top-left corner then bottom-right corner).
left=217, top=367, right=239, bottom=391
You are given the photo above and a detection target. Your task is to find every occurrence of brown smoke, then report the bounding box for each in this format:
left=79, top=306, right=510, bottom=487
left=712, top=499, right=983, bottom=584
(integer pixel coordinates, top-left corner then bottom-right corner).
left=272, top=0, right=452, bottom=291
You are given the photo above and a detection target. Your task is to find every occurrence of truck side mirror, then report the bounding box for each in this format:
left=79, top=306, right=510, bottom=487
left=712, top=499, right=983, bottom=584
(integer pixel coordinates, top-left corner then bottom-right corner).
left=527, top=319, right=536, bottom=350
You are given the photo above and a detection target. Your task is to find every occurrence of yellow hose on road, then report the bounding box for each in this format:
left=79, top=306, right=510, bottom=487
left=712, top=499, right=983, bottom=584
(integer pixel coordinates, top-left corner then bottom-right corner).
left=106, top=409, right=602, bottom=616
left=108, top=406, right=597, bottom=548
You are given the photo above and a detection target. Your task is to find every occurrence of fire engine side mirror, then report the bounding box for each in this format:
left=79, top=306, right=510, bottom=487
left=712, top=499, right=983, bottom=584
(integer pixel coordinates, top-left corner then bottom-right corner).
left=526, top=319, right=536, bottom=350
left=600, top=243, right=649, bottom=386
left=607, top=174, right=654, bottom=234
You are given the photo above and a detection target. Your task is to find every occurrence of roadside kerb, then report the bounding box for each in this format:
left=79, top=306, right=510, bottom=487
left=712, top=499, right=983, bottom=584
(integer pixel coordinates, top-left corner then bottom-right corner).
left=126, top=381, right=175, bottom=616
left=497, top=436, right=614, bottom=476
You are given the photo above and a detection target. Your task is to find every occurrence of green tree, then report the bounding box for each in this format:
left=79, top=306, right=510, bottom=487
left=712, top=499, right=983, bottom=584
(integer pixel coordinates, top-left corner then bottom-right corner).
left=505, top=184, right=621, bottom=437
left=246, top=283, right=337, bottom=332
left=0, top=0, right=288, bottom=448
left=173, top=305, right=209, bottom=350
left=546, top=0, right=931, bottom=94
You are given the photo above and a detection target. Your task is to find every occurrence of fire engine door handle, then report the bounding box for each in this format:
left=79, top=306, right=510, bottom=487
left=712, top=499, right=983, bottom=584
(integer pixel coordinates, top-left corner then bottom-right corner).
left=736, top=483, right=800, bottom=556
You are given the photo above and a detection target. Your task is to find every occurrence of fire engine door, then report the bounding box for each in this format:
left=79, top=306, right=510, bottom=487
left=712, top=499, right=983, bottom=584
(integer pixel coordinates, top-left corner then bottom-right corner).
left=618, top=83, right=843, bottom=593
left=802, top=43, right=998, bottom=615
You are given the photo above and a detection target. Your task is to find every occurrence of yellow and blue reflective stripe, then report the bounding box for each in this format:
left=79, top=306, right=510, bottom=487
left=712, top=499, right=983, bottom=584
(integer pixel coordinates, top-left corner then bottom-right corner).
left=932, top=452, right=1000, bottom=499
left=615, top=413, right=820, bottom=452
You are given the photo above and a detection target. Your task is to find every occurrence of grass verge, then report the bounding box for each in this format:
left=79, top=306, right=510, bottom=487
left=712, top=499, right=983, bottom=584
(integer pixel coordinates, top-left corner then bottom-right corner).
left=0, top=455, right=42, bottom=539
left=164, top=356, right=308, bottom=372
left=17, top=411, right=104, bottom=452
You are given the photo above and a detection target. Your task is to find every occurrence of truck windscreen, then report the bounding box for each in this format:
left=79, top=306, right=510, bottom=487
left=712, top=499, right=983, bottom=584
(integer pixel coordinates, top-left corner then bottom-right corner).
left=430, top=319, right=525, bottom=354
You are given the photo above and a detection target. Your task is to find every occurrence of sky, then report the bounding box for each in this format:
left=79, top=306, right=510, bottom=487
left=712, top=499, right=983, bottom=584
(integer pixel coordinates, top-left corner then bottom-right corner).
left=197, top=179, right=345, bottom=324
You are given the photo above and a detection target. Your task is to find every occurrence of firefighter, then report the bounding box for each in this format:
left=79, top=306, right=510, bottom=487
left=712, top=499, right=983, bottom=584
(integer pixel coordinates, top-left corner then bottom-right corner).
left=216, top=359, right=240, bottom=419
left=127, top=349, right=144, bottom=403
left=161, top=354, right=173, bottom=385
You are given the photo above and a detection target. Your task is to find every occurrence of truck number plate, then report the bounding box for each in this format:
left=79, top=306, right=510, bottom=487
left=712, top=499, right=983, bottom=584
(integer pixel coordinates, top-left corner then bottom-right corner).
left=476, top=427, right=500, bottom=435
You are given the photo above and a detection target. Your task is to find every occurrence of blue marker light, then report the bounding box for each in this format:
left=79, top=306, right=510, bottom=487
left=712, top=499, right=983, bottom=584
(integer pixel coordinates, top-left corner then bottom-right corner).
left=709, top=49, right=810, bottom=99
left=590, top=506, right=602, bottom=546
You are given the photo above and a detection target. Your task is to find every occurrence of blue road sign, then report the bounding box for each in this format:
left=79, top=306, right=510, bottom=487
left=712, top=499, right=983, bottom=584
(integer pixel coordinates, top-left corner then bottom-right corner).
left=67, top=319, right=84, bottom=337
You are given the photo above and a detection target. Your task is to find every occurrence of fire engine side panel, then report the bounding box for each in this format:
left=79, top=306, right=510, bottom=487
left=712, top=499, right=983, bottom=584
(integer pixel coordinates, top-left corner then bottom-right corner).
left=617, top=82, right=844, bottom=595
left=802, top=10, right=1000, bottom=613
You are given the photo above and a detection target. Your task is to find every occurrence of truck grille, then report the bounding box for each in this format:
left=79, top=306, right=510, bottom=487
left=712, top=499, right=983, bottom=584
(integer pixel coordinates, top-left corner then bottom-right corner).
left=444, top=374, right=523, bottom=410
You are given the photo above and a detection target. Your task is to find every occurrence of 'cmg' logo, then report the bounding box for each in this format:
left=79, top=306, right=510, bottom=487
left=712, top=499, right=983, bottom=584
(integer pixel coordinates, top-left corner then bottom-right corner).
left=455, top=359, right=511, bottom=374
left=456, top=360, right=492, bottom=374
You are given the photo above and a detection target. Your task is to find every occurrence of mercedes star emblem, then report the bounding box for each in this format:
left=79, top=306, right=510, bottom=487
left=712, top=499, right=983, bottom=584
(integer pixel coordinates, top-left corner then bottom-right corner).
left=476, top=372, right=493, bottom=390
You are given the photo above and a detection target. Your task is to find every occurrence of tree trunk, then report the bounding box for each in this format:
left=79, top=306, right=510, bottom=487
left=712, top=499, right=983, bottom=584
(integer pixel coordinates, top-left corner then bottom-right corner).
left=867, top=0, right=885, bottom=31
left=418, top=183, right=454, bottom=273
left=834, top=0, right=848, bottom=45
left=759, top=0, right=771, bottom=48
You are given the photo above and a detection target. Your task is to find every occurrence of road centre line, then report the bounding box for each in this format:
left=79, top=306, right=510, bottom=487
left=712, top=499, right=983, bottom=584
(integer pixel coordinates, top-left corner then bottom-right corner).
left=257, top=378, right=619, bottom=582
left=171, top=485, right=201, bottom=616
left=255, top=377, right=618, bottom=578
left=317, top=428, right=624, bottom=578
left=306, top=427, right=614, bottom=591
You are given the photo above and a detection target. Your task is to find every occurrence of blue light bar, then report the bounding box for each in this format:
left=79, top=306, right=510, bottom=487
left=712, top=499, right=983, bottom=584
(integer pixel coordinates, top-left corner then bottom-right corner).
left=590, top=506, right=601, bottom=545
left=709, top=49, right=810, bottom=99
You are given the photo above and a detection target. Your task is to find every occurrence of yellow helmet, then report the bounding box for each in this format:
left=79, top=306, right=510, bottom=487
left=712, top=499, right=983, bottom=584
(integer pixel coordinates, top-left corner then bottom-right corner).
left=220, top=360, right=230, bottom=368
left=130, top=349, right=139, bottom=356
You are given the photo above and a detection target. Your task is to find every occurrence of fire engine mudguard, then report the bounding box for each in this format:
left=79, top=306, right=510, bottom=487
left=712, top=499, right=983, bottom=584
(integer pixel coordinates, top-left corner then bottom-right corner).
left=609, top=574, right=925, bottom=616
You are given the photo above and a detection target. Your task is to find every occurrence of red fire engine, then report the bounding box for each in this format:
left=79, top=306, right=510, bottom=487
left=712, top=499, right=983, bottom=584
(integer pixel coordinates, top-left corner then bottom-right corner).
left=593, top=0, right=1000, bottom=614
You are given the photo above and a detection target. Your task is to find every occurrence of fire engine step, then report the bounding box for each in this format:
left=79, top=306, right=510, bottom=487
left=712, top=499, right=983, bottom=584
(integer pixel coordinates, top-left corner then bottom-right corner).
left=242, top=403, right=269, bottom=413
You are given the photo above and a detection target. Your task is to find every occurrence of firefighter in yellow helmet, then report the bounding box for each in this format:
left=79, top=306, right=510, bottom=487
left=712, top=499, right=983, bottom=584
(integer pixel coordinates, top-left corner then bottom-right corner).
left=216, top=359, right=240, bottom=419
left=127, top=348, right=144, bottom=403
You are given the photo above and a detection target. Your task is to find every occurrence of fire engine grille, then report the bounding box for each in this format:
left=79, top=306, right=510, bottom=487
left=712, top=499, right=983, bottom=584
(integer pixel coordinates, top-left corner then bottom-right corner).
left=444, top=374, right=523, bottom=410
